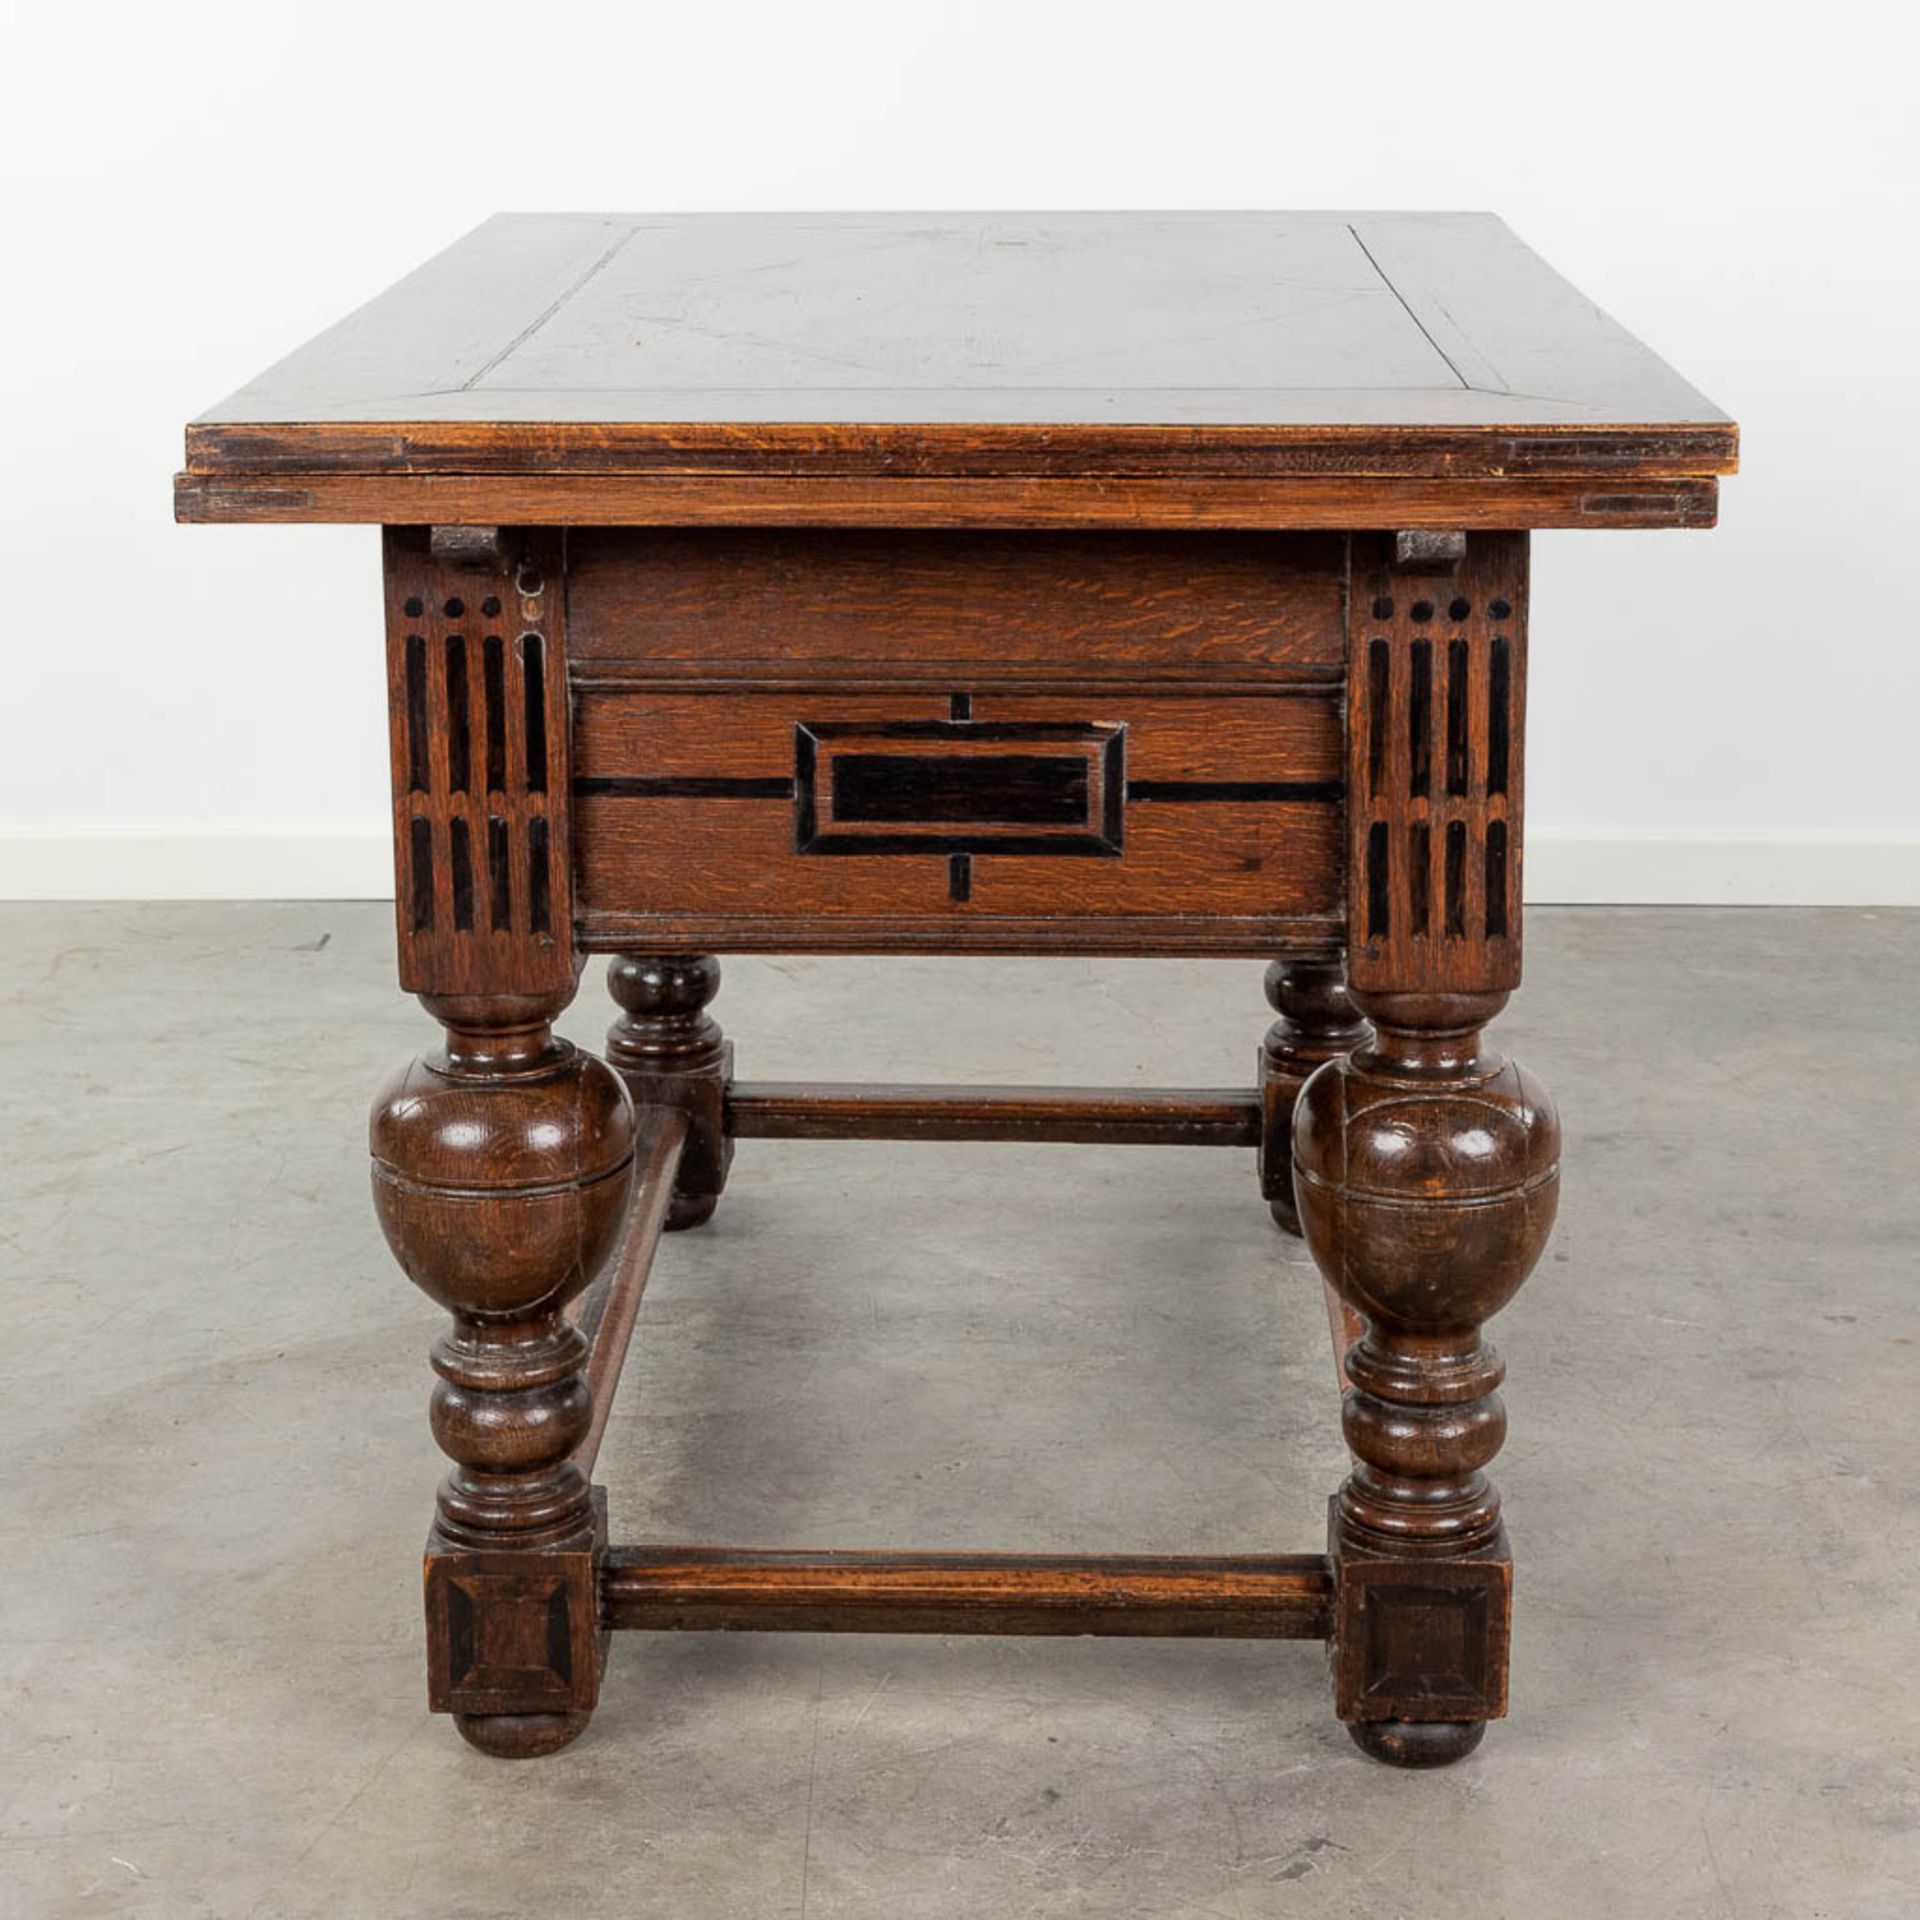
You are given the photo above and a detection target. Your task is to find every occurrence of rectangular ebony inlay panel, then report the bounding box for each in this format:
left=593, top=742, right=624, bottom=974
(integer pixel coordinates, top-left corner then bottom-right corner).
left=832, top=752, right=1090, bottom=827
left=796, top=720, right=1125, bottom=857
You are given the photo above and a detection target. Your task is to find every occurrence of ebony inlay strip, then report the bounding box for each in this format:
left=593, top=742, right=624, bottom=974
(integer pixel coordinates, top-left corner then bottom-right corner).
left=444, top=1581, right=476, bottom=1685
left=834, top=751, right=1090, bottom=827
left=487, top=815, right=511, bottom=930
left=1098, top=728, right=1126, bottom=846
left=1446, top=636, right=1470, bottom=796
left=1366, top=821, right=1390, bottom=940
left=1409, top=640, right=1433, bottom=798
left=1444, top=819, right=1467, bottom=936
left=444, top=635, right=471, bottom=793
left=528, top=815, right=552, bottom=936
left=600, top=1547, right=1336, bottom=1640
left=1485, top=818, right=1510, bottom=938
left=576, top=775, right=797, bottom=799
left=1488, top=635, right=1512, bottom=797
left=806, top=720, right=1114, bottom=742
left=483, top=634, right=507, bottom=793
left=794, top=720, right=1126, bottom=857
left=407, top=816, right=433, bottom=932
left=1126, top=780, right=1342, bottom=804
left=802, top=831, right=1122, bottom=859
left=728, top=1081, right=1262, bottom=1147
left=543, top=1588, right=571, bottom=1679
left=521, top=633, right=548, bottom=793
left=404, top=635, right=429, bottom=794
left=448, top=816, right=474, bottom=931
left=1366, top=637, right=1390, bottom=798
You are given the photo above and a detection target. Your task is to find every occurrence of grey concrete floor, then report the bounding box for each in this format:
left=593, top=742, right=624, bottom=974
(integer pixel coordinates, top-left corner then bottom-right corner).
left=1, top=904, right=1915, bottom=1918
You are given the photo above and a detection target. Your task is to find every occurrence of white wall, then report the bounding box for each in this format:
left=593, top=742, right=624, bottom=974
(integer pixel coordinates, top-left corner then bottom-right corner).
left=3, top=0, right=1915, bottom=903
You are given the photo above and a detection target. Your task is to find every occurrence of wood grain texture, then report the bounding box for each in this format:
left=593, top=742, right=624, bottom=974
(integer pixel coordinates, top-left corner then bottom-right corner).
left=183, top=213, right=1734, bottom=454
left=371, top=991, right=637, bottom=1758
left=177, top=213, right=1733, bottom=528
left=574, top=907, right=1345, bottom=959
left=1257, top=960, right=1370, bottom=1233
left=573, top=690, right=1342, bottom=783
left=175, top=470, right=1721, bottom=530
left=600, top=1547, right=1335, bottom=1639
left=1294, top=987, right=1560, bottom=1762
left=727, top=1083, right=1262, bottom=1147
left=382, top=529, right=574, bottom=997
left=604, top=956, right=733, bottom=1230
left=189, top=416, right=1735, bottom=477
left=975, top=692, right=1341, bottom=780
left=575, top=791, right=1342, bottom=921
left=572, top=680, right=1345, bottom=948
left=1346, top=533, right=1528, bottom=996
left=567, top=530, right=1344, bottom=677
left=567, top=1105, right=685, bottom=1478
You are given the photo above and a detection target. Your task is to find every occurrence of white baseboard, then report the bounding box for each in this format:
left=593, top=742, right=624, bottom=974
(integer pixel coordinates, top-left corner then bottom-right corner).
left=0, top=831, right=394, bottom=902
left=0, top=830, right=1914, bottom=907
left=1522, top=836, right=1918, bottom=906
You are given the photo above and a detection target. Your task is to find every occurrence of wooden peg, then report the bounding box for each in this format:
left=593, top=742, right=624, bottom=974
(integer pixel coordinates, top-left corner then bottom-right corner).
left=430, top=524, right=510, bottom=572
left=1393, top=529, right=1468, bottom=573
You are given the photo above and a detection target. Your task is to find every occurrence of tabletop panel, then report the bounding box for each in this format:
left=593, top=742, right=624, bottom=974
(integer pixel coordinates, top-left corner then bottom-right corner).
left=395, top=216, right=1450, bottom=408
left=180, top=212, right=1736, bottom=526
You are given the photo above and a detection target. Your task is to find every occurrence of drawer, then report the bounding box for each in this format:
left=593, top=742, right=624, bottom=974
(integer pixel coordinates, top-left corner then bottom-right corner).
left=566, top=529, right=1346, bottom=682
left=571, top=688, right=1346, bottom=954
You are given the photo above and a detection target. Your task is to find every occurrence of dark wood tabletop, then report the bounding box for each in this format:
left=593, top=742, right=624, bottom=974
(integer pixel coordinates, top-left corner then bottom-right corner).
left=178, top=212, right=1736, bottom=529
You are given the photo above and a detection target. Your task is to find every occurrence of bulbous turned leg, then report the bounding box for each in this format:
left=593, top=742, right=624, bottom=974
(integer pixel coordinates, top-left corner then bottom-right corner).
left=1257, top=958, right=1369, bottom=1236
left=1293, top=990, right=1559, bottom=1767
left=371, top=989, right=638, bottom=1757
left=606, top=955, right=732, bottom=1231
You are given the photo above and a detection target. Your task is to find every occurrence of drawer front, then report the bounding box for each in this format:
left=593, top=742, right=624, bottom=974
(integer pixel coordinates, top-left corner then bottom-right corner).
left=572, top=689, right=1345, bottom=954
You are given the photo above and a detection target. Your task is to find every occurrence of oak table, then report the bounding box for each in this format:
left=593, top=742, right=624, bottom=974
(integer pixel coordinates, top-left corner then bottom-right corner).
left=178, top=213, right=1736, bottom=1767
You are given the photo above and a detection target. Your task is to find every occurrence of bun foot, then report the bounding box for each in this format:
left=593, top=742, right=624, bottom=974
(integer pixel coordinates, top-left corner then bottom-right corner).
left=1348, top=1718, right=1486, bottom=1768
left=454, top=1710, right=593, bottom=1759
left=665, top=1190, right=720, bottom=1232
left=1268, top=1193, right=1302, bottom=1236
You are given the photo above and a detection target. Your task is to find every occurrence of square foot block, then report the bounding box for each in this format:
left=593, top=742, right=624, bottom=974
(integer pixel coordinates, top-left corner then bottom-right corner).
left=1330, top=1510, right=1512, bottom=1724
left=424, top=1496, right=606, bottom=1718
